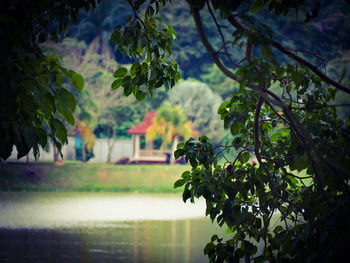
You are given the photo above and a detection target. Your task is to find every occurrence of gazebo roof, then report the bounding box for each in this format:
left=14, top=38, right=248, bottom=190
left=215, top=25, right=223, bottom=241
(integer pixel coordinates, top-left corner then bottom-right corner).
left=128, top=111, right=201, bottom=136
left=127, top=111, right=156, bottom=135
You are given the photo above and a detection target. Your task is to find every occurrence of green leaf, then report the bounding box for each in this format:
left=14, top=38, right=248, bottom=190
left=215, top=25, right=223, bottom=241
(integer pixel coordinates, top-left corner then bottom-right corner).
left=55, top=73, right=63, bottom=87
left=16, top=142, right=31, bottom=159
left=130, top=62, right=141, bottom=77
left=70, top=70, right=84, bottom=92
left=270, top=133, right=281, bottom=142
left=281, top=128, right=291, bottom=137
left=174, top=179, right=185, bottom=188
left=174, top=148, right=184, bottom=159
left=122, top=76, right=132, bottom=96
left=135, top=90, right=147, bottom=101
left=113, top=67, right=128, bottom=78
left=61, top=109, right=75, bottom=126
left=204, top=242, right=215, bottom=256
left=273, top=225, right=283, bottom=234
left=291, top=71, right=302, bottom=85
left=166, top=25, right=177, bottom=39
left=226, top=227, right=234, bottom=234
left=261, top=45, right=274, bottom=59
left=293, top=154, right=309, bottom=171
left=56, top=96, right=75, bottom=125
left=112, top=78, right=123, bottom=90
left=241, top=152, right=250, bottom=163
left=182, top=188, right=191, bottom=202
left=141, top=63, right=148, bottom=74
left=181, top=171, right=191, bottom=180
left=250, top=0, right=264, bottom=14
left=37, top=128, right=47, bottom=148
left=54, top=119, right=68, bottom=143
left=218, top=101, right=230, bottom=114
left=136, top=45, right=143, bottom=54
left=58, top=88, right=76, bottom=111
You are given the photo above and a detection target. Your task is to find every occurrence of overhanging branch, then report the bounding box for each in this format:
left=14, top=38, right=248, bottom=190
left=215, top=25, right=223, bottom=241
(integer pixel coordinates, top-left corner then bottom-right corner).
left=186, top=0, right=283, bottom=107
left=187, top=0, right=350, bottom=190
left=227, top=15, right=350, bottom=95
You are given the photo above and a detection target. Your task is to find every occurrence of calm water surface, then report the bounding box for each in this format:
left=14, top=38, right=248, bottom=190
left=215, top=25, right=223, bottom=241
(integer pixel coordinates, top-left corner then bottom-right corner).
left=0, top=192, right=226, bottom=263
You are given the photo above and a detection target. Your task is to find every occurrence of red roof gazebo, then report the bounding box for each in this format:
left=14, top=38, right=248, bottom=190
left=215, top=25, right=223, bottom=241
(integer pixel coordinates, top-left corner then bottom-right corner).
left=127, top=112, right=169, bottom=163
left=127, top=111, right=200, bottom=164
left=127, top=111, right=157, bottom=135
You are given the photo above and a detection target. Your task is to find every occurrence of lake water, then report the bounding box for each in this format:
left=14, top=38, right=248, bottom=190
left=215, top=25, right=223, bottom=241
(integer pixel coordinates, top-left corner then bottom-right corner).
left=0, top=192, right=226, bottom=263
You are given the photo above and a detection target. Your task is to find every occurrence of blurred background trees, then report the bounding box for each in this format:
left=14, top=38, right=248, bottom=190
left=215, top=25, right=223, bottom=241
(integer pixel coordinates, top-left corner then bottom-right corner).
left=57, top=0, right=349, bottom=154
left=167, top=80, right=224, bottom=144
left=5, top=0, right=348, bottom=162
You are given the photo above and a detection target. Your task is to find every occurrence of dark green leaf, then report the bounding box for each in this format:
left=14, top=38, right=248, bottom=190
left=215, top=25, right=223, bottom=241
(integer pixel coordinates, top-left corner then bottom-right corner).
left=112, top=78, right=123, bottom=90
left=174, top=179, right=185, bottom=188
left=135, top=90, right=147, bottom=101
left=130, top=62, right=141, bottom=76
left=270, top=133, right=281, bottom=142
left=261, top=45, right=274, bottom=59
left=58, top=88, right=76, bottom=111
left=250, top=0, right=264, bottom=14
left=113, top=67, right=128, bottom=78
left=54, top=119, right=68, bottom=143
left=241, top=151, right=250, bottom=163
left=70, top=70, right=84, bottom=92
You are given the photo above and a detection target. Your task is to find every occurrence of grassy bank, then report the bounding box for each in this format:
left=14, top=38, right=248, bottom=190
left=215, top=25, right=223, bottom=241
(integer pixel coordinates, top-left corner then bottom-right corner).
left=0, top=162, right=190, bottom=192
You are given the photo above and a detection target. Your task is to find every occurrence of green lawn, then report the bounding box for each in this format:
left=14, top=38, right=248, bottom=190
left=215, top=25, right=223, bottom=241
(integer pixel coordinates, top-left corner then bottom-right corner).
left=0, top=162, right=190, bottom=192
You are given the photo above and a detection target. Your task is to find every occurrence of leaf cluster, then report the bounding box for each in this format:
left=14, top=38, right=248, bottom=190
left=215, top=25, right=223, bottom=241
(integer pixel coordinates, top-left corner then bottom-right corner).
left=0, top=0, right=97, bottom=159
left=110, top=1, right=180, bottom=101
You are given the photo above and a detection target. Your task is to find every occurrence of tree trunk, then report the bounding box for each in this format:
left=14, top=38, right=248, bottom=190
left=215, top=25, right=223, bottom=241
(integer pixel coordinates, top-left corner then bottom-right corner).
left=170, top=135, right=179, bottom=165
left=53, top=143, right=59, bottom=162
left=106, top=125, right=117, bottom=163
left=81, top=137, right=86, bottom=162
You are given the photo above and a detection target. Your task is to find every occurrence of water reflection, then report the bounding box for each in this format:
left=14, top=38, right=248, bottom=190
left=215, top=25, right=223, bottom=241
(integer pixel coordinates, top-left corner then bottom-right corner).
left=0, top=192, right=208, bottom=228
left=0, top=219, right=223, bottom=263
left=0, top=192, right=225, bottom=263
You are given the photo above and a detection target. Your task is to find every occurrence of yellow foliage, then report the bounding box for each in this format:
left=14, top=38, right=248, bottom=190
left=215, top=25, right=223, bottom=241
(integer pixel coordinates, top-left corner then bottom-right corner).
left=77, top=121, right=95, bottom=152
left=146, top=118, right=165, bottom=142
left=145, top=105, right=198, bottom=149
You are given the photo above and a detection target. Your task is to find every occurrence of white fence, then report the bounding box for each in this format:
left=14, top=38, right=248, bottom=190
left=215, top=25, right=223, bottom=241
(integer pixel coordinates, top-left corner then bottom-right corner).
left=90, top=138, right=133, bottom=163
left=7, top=137, right=133, bottom=163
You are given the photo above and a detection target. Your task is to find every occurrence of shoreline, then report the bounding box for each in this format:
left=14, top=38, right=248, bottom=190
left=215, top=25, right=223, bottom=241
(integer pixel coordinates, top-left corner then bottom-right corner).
left=0, top=162, right=189, bottom=193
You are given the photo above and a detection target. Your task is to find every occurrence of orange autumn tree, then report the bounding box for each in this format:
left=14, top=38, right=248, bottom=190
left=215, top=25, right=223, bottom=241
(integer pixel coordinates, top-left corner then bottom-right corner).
left=146, top=104, right=197, bottom=164
left=76, top=121, right=96, bottom=162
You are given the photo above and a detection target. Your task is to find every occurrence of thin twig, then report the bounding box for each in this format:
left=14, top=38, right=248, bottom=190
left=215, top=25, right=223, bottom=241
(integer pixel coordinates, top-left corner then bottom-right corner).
left=226, top=15, right=350, bottom=95
left=206, top=0, right=241, bottom=67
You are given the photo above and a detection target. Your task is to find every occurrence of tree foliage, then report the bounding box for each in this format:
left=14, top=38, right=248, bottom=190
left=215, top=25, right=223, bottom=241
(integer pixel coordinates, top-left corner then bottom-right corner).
left=0, top=0, right=98, bottom=160
left=167, top=79, right=224, bottom=144
left=111, top=0, right=350, bottom=262
left=146, top=104, right=196, bottom=148
left=1, top=0, right=350, bottom=262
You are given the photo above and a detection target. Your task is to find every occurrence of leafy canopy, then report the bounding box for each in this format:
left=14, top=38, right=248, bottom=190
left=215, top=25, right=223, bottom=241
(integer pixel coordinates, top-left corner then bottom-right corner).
left=110, top=0, right=350, bottom=262
left=1, top=0, right=350, bottom=262
left=0, top=0, right=99, bottom=159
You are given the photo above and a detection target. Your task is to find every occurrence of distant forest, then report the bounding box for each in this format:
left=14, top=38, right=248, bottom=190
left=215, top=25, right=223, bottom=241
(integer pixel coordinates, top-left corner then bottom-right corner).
left=43, top=0, right=350, bottom=142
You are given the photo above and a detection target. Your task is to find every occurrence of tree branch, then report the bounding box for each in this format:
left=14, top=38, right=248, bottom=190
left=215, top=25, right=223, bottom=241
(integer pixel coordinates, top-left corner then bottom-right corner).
left=186, top=0, right=283, bottom=107
left=254, top=97, right=304, bottom=213
left=187, top=0, right=350, bottom=189
left=206, top=0, right=244, bottom=67
left=226, top=15, right=350, bottom=95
